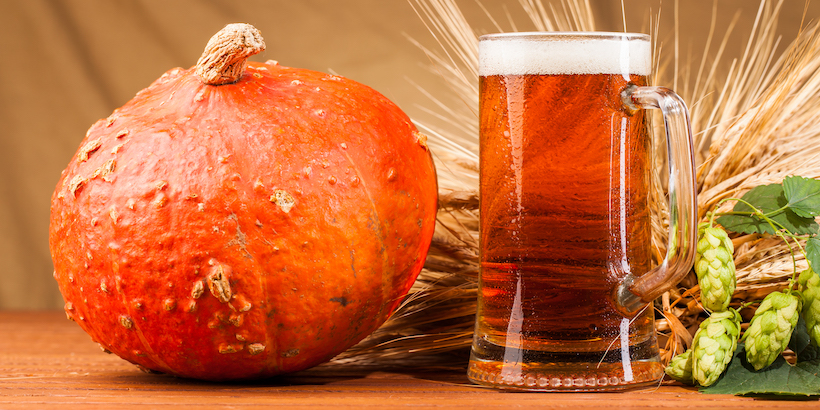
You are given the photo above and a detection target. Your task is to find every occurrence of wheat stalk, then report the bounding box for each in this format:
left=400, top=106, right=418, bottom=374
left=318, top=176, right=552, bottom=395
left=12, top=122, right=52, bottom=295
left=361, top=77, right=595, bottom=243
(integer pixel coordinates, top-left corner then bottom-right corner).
left=334, top=0, right=820, bottom=366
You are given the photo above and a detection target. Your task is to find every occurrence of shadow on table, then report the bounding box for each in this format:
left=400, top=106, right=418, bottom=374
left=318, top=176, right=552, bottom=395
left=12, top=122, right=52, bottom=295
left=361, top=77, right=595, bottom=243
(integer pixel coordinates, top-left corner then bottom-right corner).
left=100, top=349, right=473, bottom=391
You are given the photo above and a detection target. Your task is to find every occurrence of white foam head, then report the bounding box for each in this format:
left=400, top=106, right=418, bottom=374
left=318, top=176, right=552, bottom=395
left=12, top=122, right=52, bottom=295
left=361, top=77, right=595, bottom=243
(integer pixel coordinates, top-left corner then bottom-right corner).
left=479, top=32, right=651, bottom=78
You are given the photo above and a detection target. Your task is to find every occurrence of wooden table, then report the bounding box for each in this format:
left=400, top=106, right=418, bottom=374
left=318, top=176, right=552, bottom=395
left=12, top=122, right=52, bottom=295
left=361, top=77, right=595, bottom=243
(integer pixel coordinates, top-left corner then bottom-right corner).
left=1, top=311, right=816, bottom=409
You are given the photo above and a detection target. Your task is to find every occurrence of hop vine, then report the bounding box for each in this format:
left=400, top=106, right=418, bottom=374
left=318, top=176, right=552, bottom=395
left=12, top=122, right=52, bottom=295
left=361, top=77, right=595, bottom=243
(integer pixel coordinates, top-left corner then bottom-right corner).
left=665, top=176, right=820, bottom=392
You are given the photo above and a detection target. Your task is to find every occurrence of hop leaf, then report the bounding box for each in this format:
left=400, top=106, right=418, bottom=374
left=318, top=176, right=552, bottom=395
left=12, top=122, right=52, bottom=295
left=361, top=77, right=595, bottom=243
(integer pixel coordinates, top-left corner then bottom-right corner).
left=716, top=183, right=819, bottom=235
left=742, top=291, right=802, bottom=370
left=798, top=268, right=820, bottom=347
left=694, top=223, right=737, bottom=312
left=665, top=349, right=694, bottom=384
left=783, top=175, right=820, bottom=219
left=691, top=309, right=742, bottom=386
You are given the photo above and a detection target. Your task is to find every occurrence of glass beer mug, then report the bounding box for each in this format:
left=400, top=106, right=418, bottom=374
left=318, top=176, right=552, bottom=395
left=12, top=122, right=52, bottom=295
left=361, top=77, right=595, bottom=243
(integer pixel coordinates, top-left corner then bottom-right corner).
left=469, top=32, right=697, bottom=391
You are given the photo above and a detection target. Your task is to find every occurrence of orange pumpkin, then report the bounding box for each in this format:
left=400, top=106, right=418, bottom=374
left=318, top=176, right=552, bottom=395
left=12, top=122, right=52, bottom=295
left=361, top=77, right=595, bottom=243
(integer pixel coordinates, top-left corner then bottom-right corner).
left=49, top=24, right=437, bottom=380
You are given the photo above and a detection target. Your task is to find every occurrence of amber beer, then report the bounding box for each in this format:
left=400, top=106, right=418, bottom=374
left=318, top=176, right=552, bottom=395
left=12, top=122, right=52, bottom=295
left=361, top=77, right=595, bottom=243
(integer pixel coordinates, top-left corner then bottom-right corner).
left=470, top=33, right=664, bottom=390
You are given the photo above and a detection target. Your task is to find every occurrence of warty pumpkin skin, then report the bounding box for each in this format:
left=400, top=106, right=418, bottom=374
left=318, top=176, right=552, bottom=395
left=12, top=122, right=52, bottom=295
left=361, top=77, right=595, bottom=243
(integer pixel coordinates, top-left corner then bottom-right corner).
left=49, top=24, right=437, bottom=381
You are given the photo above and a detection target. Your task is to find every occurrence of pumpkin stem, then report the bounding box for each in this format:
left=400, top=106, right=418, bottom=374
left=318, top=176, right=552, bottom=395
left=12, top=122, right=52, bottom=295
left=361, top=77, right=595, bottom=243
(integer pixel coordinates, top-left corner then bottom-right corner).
left=195, top=23, right=266, bottom=85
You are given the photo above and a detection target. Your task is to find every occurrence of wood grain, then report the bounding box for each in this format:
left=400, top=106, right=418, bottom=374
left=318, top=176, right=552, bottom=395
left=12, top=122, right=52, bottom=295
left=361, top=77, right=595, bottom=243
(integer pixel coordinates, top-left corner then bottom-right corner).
left=0, top=311, right=817, bottom=409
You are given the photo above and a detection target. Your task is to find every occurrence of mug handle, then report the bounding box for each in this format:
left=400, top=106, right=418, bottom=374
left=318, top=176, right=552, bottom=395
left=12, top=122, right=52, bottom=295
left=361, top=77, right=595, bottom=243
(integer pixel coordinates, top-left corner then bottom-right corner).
left=614, top=85, right=698, bottom=315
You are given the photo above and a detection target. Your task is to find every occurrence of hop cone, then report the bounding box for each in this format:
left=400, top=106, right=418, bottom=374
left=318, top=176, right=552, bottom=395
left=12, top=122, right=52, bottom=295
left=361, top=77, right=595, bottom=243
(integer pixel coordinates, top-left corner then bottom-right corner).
left=664, top=349, right=693, bottom=384
left=691, top=308, right=741, bottom=386
left=695, top=223, right=736, bottom=312
left=798, top=268, right=820, bottom=347
left=742, top=291, right=802, bottom=370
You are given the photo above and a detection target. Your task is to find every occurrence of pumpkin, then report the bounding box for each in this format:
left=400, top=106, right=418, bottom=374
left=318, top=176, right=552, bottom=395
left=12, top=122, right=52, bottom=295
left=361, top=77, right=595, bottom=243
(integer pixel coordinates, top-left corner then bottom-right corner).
left=49, top=23, right=437, bottom=381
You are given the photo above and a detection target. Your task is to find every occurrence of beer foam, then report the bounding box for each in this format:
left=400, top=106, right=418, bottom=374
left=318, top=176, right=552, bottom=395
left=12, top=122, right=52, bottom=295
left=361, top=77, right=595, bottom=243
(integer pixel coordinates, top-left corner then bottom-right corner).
left=479, top=34, right=651, bottom=77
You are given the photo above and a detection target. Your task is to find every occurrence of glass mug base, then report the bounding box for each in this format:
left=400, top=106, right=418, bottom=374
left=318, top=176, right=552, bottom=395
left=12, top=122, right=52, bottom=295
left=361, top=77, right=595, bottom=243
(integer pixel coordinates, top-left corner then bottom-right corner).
left=467, top=338, right=664, bottom=391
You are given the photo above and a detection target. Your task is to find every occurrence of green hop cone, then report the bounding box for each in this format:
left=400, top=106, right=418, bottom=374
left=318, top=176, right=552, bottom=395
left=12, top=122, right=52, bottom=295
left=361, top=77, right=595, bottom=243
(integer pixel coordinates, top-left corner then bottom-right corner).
left=694, top=223, right=736, bottom=312
left=741, top=291, right=802, bottom=370
left=691, top=308, right=741, bottom=386
left=664, top=349, right=694, bottom=384
left=798, top=268, right=820, bottom=347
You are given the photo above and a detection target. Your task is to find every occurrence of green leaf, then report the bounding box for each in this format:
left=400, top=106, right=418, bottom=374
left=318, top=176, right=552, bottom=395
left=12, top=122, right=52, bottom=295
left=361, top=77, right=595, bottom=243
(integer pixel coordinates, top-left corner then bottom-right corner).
left=807, top=238, right=820, bottom=272
left=716, top=183, right=819, bottom=235
left=784, top=176, right=820, bottom=219
left=700, top=343, right=820, bottom=397
left=791, top=317, right=820, bottom=362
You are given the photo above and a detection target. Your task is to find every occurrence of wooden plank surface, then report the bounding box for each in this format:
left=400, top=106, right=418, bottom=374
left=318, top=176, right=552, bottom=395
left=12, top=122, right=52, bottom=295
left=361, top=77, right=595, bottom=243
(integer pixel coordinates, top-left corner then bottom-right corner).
left=0, top=311, right=817, bottom=409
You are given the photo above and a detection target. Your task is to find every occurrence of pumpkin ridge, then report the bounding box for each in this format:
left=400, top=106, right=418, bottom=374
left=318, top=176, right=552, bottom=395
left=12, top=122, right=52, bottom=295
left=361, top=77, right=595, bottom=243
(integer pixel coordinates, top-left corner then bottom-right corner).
left=128, top=310, right=175, bottom=373
left=108, top=169, right=175, bottom=375
left=258, top=235, right=277, bottom=375
left=211, top=104, right=281, bottom=376
left=337, top=149, right=391, bottom=320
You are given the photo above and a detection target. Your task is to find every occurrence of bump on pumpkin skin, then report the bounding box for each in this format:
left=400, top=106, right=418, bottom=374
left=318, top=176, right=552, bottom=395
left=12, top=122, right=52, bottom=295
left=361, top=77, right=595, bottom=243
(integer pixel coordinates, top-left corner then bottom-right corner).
left=229, top=313, right=244, bottom=327
left=153, top=194, right=168, bottom=209
left=92, top=159, right=116, bottom=182
left=191, top=281, right=205, bottom=299
left=234, top=294, right=253, bottom=312
left=207, top=261, right=233, bottom=303
left=66, top=175, right=86, bottom=197
left=111, top=142, right=126, bottom=155
left=248, top=343, right=266, bottom=355
left=109, top=207, right=120, bottom=225
left=271, top=190, right=296, bottom=213
left=78, top=139, right=102, bottom=162
left=194, top=88, right=208, bottom=102
left=281, top=348, right=300, bottom=358
left=218, top=344, right=242, bottom=354
left=119, top=316, right=134, bottom=329
left=413, top=131, right=429, bottom=151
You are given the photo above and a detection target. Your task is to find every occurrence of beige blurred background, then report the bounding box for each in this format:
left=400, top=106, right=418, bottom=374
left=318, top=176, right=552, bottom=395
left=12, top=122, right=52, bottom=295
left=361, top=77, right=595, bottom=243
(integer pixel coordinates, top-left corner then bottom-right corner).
left=1, top=0, right=817, bottom=310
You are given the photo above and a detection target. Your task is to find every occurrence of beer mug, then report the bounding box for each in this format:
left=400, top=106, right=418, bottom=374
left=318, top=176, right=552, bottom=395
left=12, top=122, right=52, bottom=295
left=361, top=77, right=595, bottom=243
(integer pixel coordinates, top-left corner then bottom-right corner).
left=469, top=32, right=697, bottom=391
